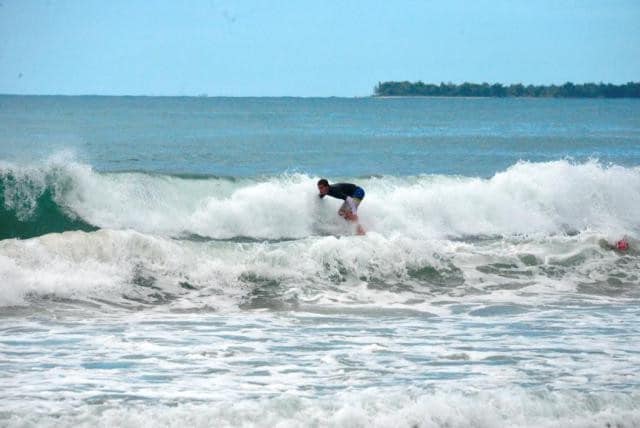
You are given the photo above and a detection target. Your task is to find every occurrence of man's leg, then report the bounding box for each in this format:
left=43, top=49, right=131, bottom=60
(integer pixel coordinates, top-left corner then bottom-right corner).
left=338, top=198, right=361, bottom=221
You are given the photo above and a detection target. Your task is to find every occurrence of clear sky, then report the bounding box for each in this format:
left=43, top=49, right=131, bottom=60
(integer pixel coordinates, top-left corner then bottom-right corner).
left=1, top=0, right=638, bottom=96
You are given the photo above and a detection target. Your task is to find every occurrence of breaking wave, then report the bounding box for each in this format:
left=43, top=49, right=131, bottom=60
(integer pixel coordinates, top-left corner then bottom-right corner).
left=1, top=155, right=638, bottom=309
left=1, top=156, right=639, bottom=240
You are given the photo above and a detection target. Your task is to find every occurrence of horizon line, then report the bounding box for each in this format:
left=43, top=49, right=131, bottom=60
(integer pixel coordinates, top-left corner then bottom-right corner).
left=3, top=81, right=638, bottom=99
left=0, top=93, right=370, bottom=98
left=0, top=80, right=640, bottom=98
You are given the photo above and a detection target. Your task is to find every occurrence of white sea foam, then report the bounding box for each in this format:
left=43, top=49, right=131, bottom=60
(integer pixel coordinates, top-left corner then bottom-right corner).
left=1, top=387, right=638, bottom=428
left=0, top=228, right=635, bottom=309
left=0, top=229, right=246, bottom=309
left=2, top=156, right=639, bottom=240
left=2, top=304, right=638, bottom=425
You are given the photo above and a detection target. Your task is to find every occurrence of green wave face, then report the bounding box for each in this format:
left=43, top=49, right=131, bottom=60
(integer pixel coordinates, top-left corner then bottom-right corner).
left=0, top=172, right=97, bottom=240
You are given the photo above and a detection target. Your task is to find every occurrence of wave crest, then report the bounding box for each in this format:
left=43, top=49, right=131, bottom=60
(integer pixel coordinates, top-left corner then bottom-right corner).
left=1, top=157, right=639, bottom=240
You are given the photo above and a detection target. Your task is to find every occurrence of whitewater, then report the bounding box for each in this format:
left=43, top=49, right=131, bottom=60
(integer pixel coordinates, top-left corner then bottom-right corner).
left=1, top=96, right=639, bottom=427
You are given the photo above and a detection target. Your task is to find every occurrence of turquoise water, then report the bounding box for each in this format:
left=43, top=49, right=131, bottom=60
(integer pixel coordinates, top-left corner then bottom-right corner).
left=2, top=96, right=639, bottom=176
left=1, top=96, right=639, bottom=427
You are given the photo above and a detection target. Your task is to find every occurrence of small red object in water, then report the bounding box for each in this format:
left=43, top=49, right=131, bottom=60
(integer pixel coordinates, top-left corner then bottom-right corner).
left=616, top=240, right=629, bottom=251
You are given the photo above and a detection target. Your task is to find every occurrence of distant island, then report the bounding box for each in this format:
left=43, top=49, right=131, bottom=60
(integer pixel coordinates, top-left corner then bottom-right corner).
left=374, top=81, right=640, bottom=98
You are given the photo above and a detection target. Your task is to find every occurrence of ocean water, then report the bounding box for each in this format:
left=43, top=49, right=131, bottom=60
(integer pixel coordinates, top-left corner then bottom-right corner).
left=1, top=96, right=639, bottom=427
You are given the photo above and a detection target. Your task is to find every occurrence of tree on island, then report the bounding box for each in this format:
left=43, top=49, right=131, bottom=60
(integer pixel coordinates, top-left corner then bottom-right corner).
left=373, top=81, right=640, bottom=98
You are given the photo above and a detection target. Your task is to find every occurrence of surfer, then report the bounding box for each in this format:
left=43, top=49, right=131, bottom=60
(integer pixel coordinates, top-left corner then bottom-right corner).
left=317, top=179, right=366, bottom=235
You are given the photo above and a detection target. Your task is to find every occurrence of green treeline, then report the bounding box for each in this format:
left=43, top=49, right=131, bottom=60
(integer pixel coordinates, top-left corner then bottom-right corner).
left=374, top=81, right=640, bottom=98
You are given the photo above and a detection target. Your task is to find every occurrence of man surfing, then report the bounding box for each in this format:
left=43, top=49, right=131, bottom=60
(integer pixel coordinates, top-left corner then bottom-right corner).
left=317, top=178, right=366, bottom=235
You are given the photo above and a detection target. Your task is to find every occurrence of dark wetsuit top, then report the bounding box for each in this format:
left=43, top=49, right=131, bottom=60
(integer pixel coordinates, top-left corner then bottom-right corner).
left=321, top=183, right=365, bottom=200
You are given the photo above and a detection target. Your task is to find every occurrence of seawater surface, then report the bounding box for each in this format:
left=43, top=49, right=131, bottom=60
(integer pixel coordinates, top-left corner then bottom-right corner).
left=1, top=96, right=639, bottom=427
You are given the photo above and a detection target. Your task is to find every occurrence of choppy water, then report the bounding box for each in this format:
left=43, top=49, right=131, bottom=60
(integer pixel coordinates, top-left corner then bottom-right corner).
left=1, top=96, right=639, bottom=427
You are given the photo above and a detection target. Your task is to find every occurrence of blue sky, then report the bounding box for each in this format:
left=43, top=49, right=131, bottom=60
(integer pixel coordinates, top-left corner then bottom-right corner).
left=0, top=0, right=638, bottom=96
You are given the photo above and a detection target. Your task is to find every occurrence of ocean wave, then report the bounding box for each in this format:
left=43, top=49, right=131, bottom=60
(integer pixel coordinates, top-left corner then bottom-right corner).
left=0, top=158, right=97, bottom=239
left=1, top=156, right=639, bottom=241
left=1, top=228, right=636, bottom=309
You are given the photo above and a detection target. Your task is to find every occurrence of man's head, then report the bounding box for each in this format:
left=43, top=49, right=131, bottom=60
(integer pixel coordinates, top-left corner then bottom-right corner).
left=317, top=178, right=329, bottom=196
